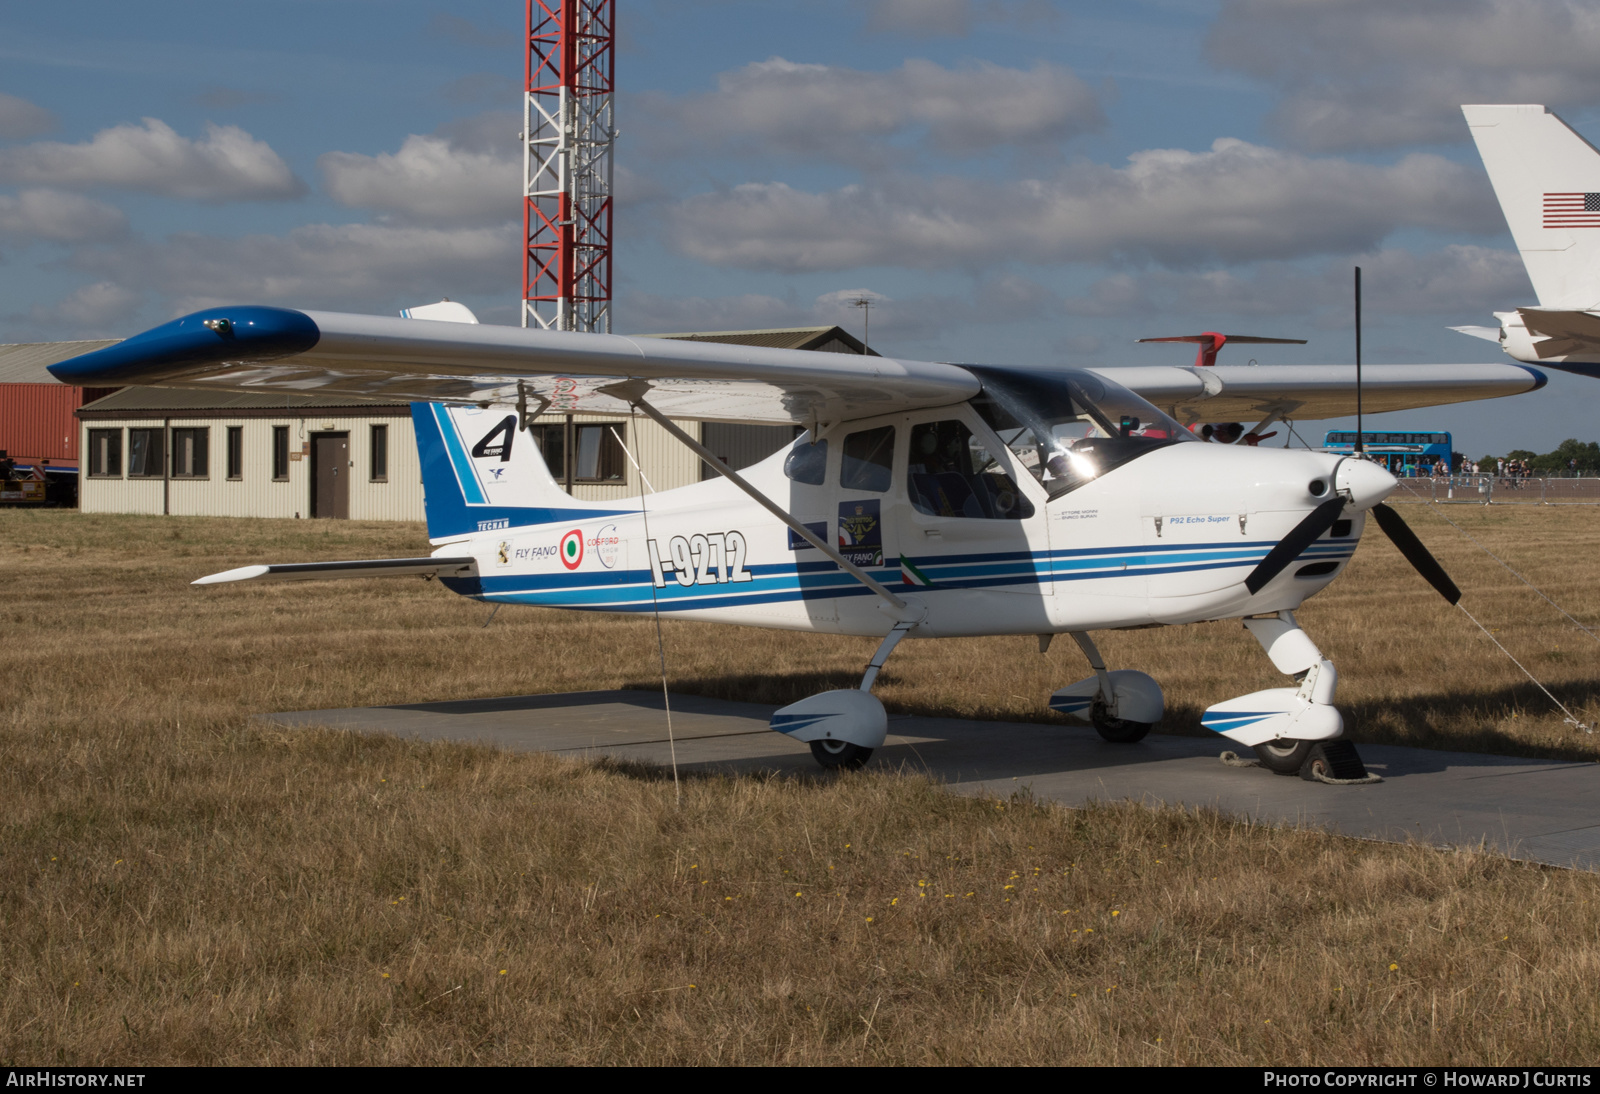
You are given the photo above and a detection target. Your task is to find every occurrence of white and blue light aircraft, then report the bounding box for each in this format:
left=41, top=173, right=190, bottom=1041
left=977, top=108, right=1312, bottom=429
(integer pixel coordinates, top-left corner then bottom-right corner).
left=49, top=306, right=1537, bottom=775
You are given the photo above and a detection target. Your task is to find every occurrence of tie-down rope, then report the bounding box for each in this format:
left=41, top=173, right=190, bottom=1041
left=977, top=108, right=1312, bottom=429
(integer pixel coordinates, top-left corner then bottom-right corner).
left=613, top=422, right=682, bottom=806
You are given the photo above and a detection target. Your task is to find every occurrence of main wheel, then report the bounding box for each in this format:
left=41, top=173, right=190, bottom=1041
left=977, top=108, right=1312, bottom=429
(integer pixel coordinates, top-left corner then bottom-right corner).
left=1091, top=704, right=1152, bottom=743
left=1253, top=738, right=1314, bottom=775
left=810, top=739, right=873, bottom=770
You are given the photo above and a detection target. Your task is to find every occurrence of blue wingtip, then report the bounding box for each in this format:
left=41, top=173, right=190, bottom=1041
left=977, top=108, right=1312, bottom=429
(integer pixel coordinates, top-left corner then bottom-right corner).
left=47, top=305, right=320, bottom=385
left=1516, top=364, right=1550, bottom=391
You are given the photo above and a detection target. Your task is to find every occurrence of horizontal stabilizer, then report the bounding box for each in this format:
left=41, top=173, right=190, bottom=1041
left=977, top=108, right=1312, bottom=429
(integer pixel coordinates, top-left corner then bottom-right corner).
left=1136, top=331, right=1307, bottom=369
left=400, top=300, right=478, bottom=324
left=1449, top=325, right=1503, bottom=343
left=1518, top=308, right=1600, bottom=358
left=193, top=556, right=477, bottom=586
left=1136, top=334, right=1306, bottom=345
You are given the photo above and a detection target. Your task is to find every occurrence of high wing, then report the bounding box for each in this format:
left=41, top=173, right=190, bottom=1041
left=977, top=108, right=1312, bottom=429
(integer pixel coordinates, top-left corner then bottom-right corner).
left=46, top=306, right=977, bottom=425
left=46, top=305, right=1544, bottom=423
left=1106, top=362, right=1547, bottom=422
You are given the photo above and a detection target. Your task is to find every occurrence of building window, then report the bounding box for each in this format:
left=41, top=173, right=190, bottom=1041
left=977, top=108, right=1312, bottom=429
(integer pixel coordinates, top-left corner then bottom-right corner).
left=369, top=424, right=388, bottom=482
left=525, top=418, right=626, bottom=489
left=528, top=423, right=566, bottom=481
left=88, top=429, right=122, bottom=477
left=171, top=427, right=208, bottom=478
left=226, top=426, right=243, bottom=480
left=272, top=426, right=290, bottom=481
left=128, top=428, right=165, bottom=478
left=573, top=422, right=626, bottom=482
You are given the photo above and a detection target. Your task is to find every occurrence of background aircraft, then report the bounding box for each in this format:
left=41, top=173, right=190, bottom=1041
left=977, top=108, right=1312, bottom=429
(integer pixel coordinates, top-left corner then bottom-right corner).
left=50, top=304, right=1479, bottom=779
left=1458, top=104, right=1600, bottom=374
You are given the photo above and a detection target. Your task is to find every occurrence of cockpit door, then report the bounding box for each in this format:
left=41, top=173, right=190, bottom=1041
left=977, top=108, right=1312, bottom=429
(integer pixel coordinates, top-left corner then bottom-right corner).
left=894, top=408, right=1051, bottom=596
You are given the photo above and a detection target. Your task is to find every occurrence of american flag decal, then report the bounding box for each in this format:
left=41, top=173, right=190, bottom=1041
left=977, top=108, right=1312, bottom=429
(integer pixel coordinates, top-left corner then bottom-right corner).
left=1543, top=192, right=1600, bottom=228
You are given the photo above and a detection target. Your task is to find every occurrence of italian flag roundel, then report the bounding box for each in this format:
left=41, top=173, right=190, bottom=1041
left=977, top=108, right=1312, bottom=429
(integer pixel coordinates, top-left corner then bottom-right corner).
left=560, top=529, right=584, bottom=570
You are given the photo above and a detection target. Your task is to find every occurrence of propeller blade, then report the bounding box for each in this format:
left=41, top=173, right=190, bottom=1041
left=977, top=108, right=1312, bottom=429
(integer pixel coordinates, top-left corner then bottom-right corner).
left=1245, top=496, right=1348, bottom=594
left=1371, top=502, right=1461, bottom=605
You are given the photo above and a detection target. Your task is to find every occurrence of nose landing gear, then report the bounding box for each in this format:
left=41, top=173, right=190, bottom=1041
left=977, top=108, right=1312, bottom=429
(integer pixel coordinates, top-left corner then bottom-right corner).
left=1204, top=611, right=1365, bottom=779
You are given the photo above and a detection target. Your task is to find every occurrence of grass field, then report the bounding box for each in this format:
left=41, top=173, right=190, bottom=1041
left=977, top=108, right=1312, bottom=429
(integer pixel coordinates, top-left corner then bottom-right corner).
left=4, top=505, right=1600, bottom=1064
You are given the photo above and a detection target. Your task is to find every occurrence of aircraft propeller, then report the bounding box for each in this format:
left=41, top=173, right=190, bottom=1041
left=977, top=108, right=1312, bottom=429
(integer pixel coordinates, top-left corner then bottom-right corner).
left=1245, top=263, right=1461, bottom=606
left=1244, top=496, right=1460, bottom=604
left=1369, top=502, right=1461, bottom=604
left=1244, top=497, right=1346, bottom=595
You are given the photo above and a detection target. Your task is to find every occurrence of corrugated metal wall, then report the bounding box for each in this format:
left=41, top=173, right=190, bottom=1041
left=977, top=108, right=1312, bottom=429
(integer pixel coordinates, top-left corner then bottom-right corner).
left=1, top=383, right=82, bottom=463
left=80, top=414, right=426, bottom=520
left=701, top=422, right=799, bottom=478
left=79, top=411, right=709, bottom=516
left=558, top=411, right=702, bottom=501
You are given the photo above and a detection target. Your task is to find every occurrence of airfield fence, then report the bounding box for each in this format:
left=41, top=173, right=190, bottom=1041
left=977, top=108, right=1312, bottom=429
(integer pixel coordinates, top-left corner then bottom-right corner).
left=1386, top=474, right=1600, bottom=505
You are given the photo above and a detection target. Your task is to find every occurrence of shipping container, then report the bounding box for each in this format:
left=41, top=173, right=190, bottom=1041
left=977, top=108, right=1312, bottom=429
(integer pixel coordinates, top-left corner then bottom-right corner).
left=0, top=383, right=87, bottom=466
left=0, top=336, right=123, bottom=471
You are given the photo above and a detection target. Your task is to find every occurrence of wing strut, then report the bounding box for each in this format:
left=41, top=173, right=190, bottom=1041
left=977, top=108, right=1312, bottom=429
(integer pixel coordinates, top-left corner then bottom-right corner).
left=613, top=385, right=917, bottom=619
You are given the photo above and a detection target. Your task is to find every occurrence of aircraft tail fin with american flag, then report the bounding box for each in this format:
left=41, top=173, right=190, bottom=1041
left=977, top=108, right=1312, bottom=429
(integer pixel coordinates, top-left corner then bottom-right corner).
left=1464, top=104, right=1600, bottom=312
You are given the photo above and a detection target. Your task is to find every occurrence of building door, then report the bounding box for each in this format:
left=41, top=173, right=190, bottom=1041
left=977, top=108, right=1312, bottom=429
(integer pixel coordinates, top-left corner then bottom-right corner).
left=311, top=432, right=349, bottom=518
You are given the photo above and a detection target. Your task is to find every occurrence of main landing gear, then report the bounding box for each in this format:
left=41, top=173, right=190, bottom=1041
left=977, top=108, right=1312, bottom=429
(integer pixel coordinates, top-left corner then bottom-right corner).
left=771, top=620, right=918, bottom=771
left=1048, top=631, right=1166, bottom=742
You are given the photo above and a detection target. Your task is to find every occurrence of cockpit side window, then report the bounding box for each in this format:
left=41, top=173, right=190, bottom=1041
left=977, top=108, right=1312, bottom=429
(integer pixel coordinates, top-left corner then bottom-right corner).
left=840, top=425, right=895, bottom=492
left=906, top=420, right=1034, bottom=520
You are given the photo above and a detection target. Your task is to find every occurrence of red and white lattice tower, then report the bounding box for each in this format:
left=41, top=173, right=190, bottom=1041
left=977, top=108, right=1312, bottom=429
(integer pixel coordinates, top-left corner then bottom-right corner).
left=523, top=1, right=614, bottom=333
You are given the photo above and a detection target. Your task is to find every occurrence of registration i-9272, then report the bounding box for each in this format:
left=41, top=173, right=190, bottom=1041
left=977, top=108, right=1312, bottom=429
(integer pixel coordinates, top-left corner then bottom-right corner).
left=646, top=531, right=753, bottom=588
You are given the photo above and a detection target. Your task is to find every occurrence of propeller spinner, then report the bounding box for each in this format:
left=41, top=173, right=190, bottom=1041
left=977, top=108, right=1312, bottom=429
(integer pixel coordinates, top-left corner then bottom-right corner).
left=1244, top=459, right=1460, bottom=604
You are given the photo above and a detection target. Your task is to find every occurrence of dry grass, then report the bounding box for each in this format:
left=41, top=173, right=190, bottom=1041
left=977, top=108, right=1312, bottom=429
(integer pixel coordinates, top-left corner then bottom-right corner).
left=4, top=506, right=1600, bottom=1065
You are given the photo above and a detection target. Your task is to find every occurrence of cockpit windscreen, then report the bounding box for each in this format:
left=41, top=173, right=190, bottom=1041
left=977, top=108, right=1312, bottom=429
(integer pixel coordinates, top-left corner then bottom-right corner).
left=966, top=366, right=1194, bottom=498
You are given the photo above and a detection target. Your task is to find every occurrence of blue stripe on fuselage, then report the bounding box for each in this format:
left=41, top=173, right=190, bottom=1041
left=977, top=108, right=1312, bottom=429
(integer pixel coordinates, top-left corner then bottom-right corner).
left=448, top=538, right=1357, bottom=610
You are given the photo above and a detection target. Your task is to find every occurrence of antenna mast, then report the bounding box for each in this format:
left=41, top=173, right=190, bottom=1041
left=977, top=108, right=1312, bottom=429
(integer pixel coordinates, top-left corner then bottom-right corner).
left=523, top=1, right=615, bottom=333
left=1354, top=266, right=1363, bottom=454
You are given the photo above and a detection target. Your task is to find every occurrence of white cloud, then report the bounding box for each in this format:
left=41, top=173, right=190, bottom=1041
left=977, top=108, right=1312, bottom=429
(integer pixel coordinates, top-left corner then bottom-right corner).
left=70, top=222, right=520, bottom=316
left=636, top=56, right=1102, bottom=164
left=319, top=135, right=519, bottom=225
left=0, top=93, right=56, bottom=140
left=23, top=281, right=143, bottom=329
left=1061, top=246, right=1534, bottom=326
left=1208, top=0, right=1600, bottom=151
left=621, top=276, right=1061, bottom=347
left=0, top=119, right=304, bottom=201
left=621, top=292, right=802, bottom=335
left=0, top=189, right=127, bottom=242
left=665, top=139, right=1497, bottom=272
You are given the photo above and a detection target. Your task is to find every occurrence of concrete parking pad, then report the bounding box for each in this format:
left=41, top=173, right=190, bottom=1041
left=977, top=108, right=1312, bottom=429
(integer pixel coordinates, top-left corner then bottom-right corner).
left=265, top=690, right=1600, bottom=871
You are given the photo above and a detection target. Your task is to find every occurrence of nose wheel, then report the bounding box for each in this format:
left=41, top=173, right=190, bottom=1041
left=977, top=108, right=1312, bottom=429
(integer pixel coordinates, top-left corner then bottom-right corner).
left=810, top=739, right=873, bottom=770
left=1253, top=738, right=1315, bottom=775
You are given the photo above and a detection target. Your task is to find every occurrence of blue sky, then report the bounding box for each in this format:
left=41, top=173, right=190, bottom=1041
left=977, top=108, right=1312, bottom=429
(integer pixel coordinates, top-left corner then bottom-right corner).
left=3, top=0, right=1600, bottom=455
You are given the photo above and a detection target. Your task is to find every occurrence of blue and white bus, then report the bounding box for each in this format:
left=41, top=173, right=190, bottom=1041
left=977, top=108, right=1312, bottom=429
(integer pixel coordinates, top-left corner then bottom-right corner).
left=1322, top=430, right=1453, bottom=477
